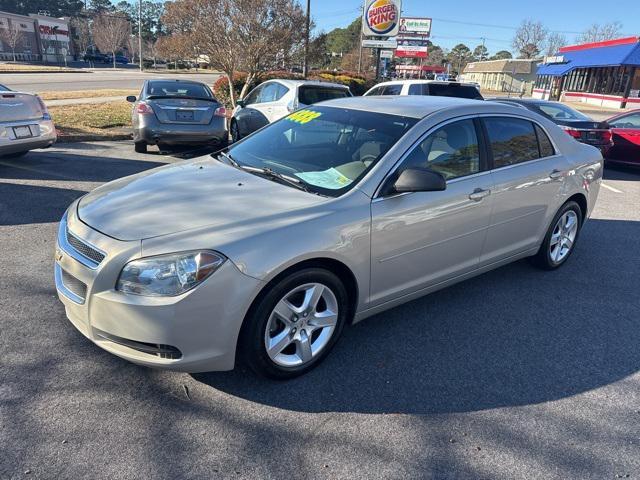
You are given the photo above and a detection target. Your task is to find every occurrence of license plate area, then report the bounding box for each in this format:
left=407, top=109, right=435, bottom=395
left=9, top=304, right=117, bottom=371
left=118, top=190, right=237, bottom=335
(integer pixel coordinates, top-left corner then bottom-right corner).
left=13, top=125, right=33, bottom=139
left=176, top=110, right=194, bottom=121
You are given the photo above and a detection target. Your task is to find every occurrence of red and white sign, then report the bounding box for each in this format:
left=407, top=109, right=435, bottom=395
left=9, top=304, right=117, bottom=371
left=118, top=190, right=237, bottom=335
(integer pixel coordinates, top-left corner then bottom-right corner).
left=395, top=45, right=428, bottom=58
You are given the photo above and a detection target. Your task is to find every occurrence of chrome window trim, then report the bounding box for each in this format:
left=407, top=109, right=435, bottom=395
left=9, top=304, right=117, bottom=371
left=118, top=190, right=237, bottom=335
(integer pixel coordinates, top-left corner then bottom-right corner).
left=57, top=214, right=106, bottom=270
left=373, top=112, right=564, bottom=200
left=54, top=263, right=85, bottom=305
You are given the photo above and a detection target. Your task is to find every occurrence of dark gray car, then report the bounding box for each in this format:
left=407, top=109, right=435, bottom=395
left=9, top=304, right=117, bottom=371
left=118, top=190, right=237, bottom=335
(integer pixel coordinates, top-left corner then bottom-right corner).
left=127, top=79, right=228, bottom=153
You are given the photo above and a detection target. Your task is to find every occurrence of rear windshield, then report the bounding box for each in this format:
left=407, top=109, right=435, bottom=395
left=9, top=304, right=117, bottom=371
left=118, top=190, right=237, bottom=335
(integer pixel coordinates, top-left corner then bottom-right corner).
left=427, top=84, right=483, bottom=100
left=536, top=103, right=590, bottom=121
left=298, top=86, right=350, bottom=105
left=147, top=81, right=214, bottom=99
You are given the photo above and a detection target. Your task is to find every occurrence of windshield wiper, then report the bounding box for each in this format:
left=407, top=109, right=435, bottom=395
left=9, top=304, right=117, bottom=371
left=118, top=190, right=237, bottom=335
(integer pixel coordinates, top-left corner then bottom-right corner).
left=240, top=166, right=314, bottom=194
left=215, top=150, right=241, bottom=168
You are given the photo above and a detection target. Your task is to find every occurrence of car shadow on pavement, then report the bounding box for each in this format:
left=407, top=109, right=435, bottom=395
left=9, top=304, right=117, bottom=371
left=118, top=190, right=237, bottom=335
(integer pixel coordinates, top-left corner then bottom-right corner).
left=603, top=164, right=640, bottom=181
left=0, top=149, right=166, bottom=183
left=0, top=183, right=88, bottom=225
left=194, top=218, right=640, bottom=415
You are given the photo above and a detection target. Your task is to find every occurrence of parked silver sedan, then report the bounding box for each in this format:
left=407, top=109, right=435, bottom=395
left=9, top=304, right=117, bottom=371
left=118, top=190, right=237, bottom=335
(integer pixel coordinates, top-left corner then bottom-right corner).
left=0, top=87, right=56, bottom=158
left=127, top=79, right=228, bottom=153
left=55, top=96, right=602, bottom=378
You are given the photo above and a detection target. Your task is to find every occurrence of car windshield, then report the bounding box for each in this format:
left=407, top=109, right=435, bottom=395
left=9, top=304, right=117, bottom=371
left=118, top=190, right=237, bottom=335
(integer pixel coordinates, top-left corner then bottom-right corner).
left=147, top=81, right=213, bottom=99
left=298, top=86, right=349, bottom=105
left=0, top=84, right=10, bottom=91
left=537, top=103, right=591, bottom=121
left=226, top=106, right=417, bottom=197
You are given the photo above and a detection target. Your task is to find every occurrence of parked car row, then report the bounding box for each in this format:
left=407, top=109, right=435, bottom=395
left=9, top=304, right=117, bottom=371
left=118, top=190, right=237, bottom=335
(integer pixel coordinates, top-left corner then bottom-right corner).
left=83, top=53, right=129, bottom=64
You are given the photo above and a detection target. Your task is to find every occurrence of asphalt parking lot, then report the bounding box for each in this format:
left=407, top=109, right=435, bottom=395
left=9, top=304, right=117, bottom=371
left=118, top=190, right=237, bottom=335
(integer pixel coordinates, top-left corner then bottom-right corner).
left=1, top=141, right=639, bottom=479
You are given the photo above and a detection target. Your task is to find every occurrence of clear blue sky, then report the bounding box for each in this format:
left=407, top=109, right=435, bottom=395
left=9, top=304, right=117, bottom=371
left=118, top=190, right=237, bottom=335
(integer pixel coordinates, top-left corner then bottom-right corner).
left=310, top=0, right=638, bottom=55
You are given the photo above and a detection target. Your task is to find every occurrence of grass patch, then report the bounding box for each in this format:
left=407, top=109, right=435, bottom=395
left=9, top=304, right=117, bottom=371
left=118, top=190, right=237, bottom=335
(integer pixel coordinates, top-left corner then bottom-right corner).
left=0, top=63, right=83, bottom=72
left=49, top=101, right=132, bottom=136
left=39, top=89, right=138, bottom=101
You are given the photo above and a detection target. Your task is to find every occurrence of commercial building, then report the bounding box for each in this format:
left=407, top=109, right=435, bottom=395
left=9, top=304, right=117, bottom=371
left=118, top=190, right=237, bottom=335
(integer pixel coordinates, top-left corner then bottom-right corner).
left=534, top=37, right=640, bottom=109
left=0, top=10, right=72, bottom=63
left=462, top=59, right=538, bottom=94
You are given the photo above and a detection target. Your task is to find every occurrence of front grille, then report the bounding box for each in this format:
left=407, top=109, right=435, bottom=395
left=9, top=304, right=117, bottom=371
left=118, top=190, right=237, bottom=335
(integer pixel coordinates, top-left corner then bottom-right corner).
left=94, top=329, right=183, bottom=360
left=61, top=269, right=87, bottom=301
left=66, top=230, right=105, bottom=265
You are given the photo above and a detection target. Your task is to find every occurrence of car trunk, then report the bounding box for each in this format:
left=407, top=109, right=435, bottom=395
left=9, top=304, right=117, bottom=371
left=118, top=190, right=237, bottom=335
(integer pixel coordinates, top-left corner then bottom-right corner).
left=148, top=97, right=218, bottom=125
left=557, top=119, right=611, bottom=146
left=0, top=92, right=43, bottom=123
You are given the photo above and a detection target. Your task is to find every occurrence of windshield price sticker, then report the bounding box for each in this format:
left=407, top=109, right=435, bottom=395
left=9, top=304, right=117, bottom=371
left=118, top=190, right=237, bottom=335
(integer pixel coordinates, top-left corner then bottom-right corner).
left=287, top=110, right=322, bottom=124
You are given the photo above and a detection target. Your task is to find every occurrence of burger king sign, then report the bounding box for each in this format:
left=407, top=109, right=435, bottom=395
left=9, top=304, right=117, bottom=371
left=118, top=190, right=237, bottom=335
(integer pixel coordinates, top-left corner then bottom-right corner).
left=362, top=0, right=402, bottom=37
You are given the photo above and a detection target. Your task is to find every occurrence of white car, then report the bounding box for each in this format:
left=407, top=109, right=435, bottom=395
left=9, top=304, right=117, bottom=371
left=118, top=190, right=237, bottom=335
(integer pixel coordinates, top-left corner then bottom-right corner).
left=364, top=80, right=483, bottom=100
left=230, top=79, right=352, bottom=142
left=0, top=87, right=56, bottom=158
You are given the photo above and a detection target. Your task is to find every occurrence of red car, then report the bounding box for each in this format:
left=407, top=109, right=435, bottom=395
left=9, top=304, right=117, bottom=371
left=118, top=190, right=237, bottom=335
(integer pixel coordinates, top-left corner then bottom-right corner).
left=606, top=110, right=640, bottom=167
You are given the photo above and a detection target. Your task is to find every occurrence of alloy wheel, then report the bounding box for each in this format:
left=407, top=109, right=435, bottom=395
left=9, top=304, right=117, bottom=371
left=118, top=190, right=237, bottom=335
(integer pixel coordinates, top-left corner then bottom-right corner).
left=549, top=210, right=578, bottom=263
left=264, top=282, right=339, bottom=367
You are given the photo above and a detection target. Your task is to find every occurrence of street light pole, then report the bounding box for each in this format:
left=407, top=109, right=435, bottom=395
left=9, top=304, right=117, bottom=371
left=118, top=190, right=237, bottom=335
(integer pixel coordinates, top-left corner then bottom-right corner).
left=303, top=0, right=310, bottom=78
left=138, top=0, right=143, bottom=71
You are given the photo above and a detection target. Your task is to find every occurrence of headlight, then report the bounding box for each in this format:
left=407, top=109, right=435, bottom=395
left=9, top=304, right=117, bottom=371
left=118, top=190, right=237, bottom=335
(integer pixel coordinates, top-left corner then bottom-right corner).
left=116, top=251, right=226, bottom=297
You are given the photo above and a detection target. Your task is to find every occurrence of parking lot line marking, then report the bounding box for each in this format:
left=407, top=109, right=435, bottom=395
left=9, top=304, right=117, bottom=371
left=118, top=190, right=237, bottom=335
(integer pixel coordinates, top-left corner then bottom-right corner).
left=601, top=183, right=623, bottom=193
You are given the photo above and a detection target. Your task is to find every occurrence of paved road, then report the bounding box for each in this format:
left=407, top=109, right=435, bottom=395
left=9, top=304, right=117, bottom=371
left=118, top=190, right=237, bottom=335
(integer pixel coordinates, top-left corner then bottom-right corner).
left=1, top=142, right=639, bottom=479
left=2, top=70, right=221, bottom=93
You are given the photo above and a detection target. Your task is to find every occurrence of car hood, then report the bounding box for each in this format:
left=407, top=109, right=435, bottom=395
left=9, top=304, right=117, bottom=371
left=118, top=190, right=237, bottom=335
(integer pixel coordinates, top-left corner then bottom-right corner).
left=77, top=156, right=327, bottom=241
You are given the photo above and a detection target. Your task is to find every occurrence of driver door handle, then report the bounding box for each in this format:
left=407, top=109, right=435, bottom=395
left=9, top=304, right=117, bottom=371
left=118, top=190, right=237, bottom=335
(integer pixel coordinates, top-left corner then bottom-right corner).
left=468, top=188, right=491, bottom=201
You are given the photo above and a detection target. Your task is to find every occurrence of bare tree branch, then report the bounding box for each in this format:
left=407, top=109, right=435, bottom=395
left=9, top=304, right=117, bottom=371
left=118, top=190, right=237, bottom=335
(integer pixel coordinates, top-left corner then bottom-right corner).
left=0, top=23, right=25, bottom=62
left=576, top=22, right=623, bottom=44
left=545, top=32, right=567, bottom=56
left=93, top=13, right=131, bottom=68
left=512, top=19, right=547, bottom=59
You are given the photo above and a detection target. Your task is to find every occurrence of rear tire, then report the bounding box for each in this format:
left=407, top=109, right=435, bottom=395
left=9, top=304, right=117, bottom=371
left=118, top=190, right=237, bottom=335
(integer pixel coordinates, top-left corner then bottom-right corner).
left=134, top=141, right=147, bottom=153
left=239, top=268, right=349, bottom=379
left=530, top=201, right=582, bottom=270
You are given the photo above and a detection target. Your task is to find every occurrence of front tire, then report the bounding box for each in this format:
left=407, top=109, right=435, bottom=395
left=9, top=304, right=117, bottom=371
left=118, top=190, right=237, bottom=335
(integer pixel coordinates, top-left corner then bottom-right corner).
left=530, top=201, right=582, bottom=270
left=239, top=268, right=349, bottom=379
left=230, top=120, right=241, bottom=143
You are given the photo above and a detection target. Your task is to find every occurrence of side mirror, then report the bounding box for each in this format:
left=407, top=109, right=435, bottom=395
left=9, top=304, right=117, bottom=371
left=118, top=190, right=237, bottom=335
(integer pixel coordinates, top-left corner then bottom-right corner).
left=236, top=99, right=245, bottom=108
left=126, top=95, right=137, bottom=103
left=389, top=168, right=446, bottom=194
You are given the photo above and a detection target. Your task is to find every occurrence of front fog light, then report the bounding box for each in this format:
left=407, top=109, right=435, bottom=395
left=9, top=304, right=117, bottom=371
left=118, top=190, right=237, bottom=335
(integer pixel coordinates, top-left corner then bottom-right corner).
left=117, top=251, right=226, bottom=296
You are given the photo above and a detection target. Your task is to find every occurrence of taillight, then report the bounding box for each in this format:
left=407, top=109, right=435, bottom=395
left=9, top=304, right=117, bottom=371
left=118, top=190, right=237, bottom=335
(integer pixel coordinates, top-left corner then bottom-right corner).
left=214, top=106, right=226, bottom=117
left=135, top=102, right=154, bottom=115
left=561, top=126, right=581, bottom=139
left=601, top=130, right=612, bottom=142
left=36, top=95, right=51, bottom=120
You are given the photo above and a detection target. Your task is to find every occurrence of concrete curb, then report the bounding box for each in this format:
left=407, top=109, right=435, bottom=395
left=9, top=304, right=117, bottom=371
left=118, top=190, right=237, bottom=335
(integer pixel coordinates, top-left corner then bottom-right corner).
left=57, top=132, right=132, bottom=143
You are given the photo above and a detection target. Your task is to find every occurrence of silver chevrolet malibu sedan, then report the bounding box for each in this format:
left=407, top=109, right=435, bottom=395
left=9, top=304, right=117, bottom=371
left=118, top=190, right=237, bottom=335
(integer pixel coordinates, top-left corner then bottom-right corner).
left=55, top=96, right=602, bottom=379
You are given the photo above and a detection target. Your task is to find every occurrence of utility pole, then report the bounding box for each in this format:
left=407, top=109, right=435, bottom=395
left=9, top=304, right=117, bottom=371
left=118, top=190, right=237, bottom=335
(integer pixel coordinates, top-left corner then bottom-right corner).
left=357, top=0, right=364, bottom=74
left=138, top=0, right=143, bottom=71
left=303, top=0, right=310, bottom=77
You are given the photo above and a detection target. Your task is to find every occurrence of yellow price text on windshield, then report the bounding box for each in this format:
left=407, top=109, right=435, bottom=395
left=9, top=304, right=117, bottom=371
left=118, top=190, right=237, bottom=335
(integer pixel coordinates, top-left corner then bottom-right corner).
left=287, top=110, right=322, bottom=124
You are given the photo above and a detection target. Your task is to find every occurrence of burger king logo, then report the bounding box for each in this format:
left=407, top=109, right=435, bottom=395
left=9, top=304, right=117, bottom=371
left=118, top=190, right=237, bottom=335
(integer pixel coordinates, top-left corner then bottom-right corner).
left=366, top=0, right=399, bottom=35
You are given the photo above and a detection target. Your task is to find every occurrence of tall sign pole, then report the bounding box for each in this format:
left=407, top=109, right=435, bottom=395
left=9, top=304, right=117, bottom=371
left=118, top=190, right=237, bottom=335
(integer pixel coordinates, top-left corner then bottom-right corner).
left=303, top=0, right=311, bottom=77
left=138, top=0, right=143, bottom=71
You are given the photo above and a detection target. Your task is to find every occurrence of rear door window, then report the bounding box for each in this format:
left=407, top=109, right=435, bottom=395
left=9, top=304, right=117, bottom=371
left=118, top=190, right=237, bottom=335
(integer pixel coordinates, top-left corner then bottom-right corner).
left=381, top=84, right=403, bottom=95
left=298, top=86, right=349, bottom=105
left=426, top=83, right=483, bottom=100
left=484, top=117, right=540, bottom=168
left=535, top=124, right=555, bottom=157
left=408, top=84, right=423, bottom=95
left=258, top=83, right=281, bottom=103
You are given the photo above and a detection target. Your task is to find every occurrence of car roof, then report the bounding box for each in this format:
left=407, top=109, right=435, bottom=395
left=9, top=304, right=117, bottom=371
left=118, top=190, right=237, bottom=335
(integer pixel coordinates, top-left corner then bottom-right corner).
left=146, top=78, right=208, bottom=85
left=262, top=78, right=349, bottom=89
left=371, top=79, right=478, bottom=87
left=319, top=95, right=511, bottom=119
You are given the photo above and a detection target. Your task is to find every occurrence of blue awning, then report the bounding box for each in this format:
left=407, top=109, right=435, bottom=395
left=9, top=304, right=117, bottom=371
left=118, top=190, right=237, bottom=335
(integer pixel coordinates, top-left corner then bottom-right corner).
left=536, top=41, right=640, bottom=76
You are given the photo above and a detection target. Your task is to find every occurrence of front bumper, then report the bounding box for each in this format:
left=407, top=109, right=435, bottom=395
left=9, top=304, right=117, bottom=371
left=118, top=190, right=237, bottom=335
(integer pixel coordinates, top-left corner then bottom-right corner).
left=0, top=119, right=56, bottom=156
left=54, top=205, right=263, bottom=372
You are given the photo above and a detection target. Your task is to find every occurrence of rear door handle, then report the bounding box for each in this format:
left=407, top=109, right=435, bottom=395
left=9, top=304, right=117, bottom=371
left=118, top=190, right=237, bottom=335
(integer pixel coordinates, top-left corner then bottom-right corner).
left=468, top=188, right=491, bottom=201
left=549, top=169, right=564, bottom=179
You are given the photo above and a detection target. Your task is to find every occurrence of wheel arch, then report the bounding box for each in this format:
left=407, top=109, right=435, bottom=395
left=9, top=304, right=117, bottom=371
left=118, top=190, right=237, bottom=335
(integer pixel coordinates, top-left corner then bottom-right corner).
left=566, top=192, right=588, bottom=223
